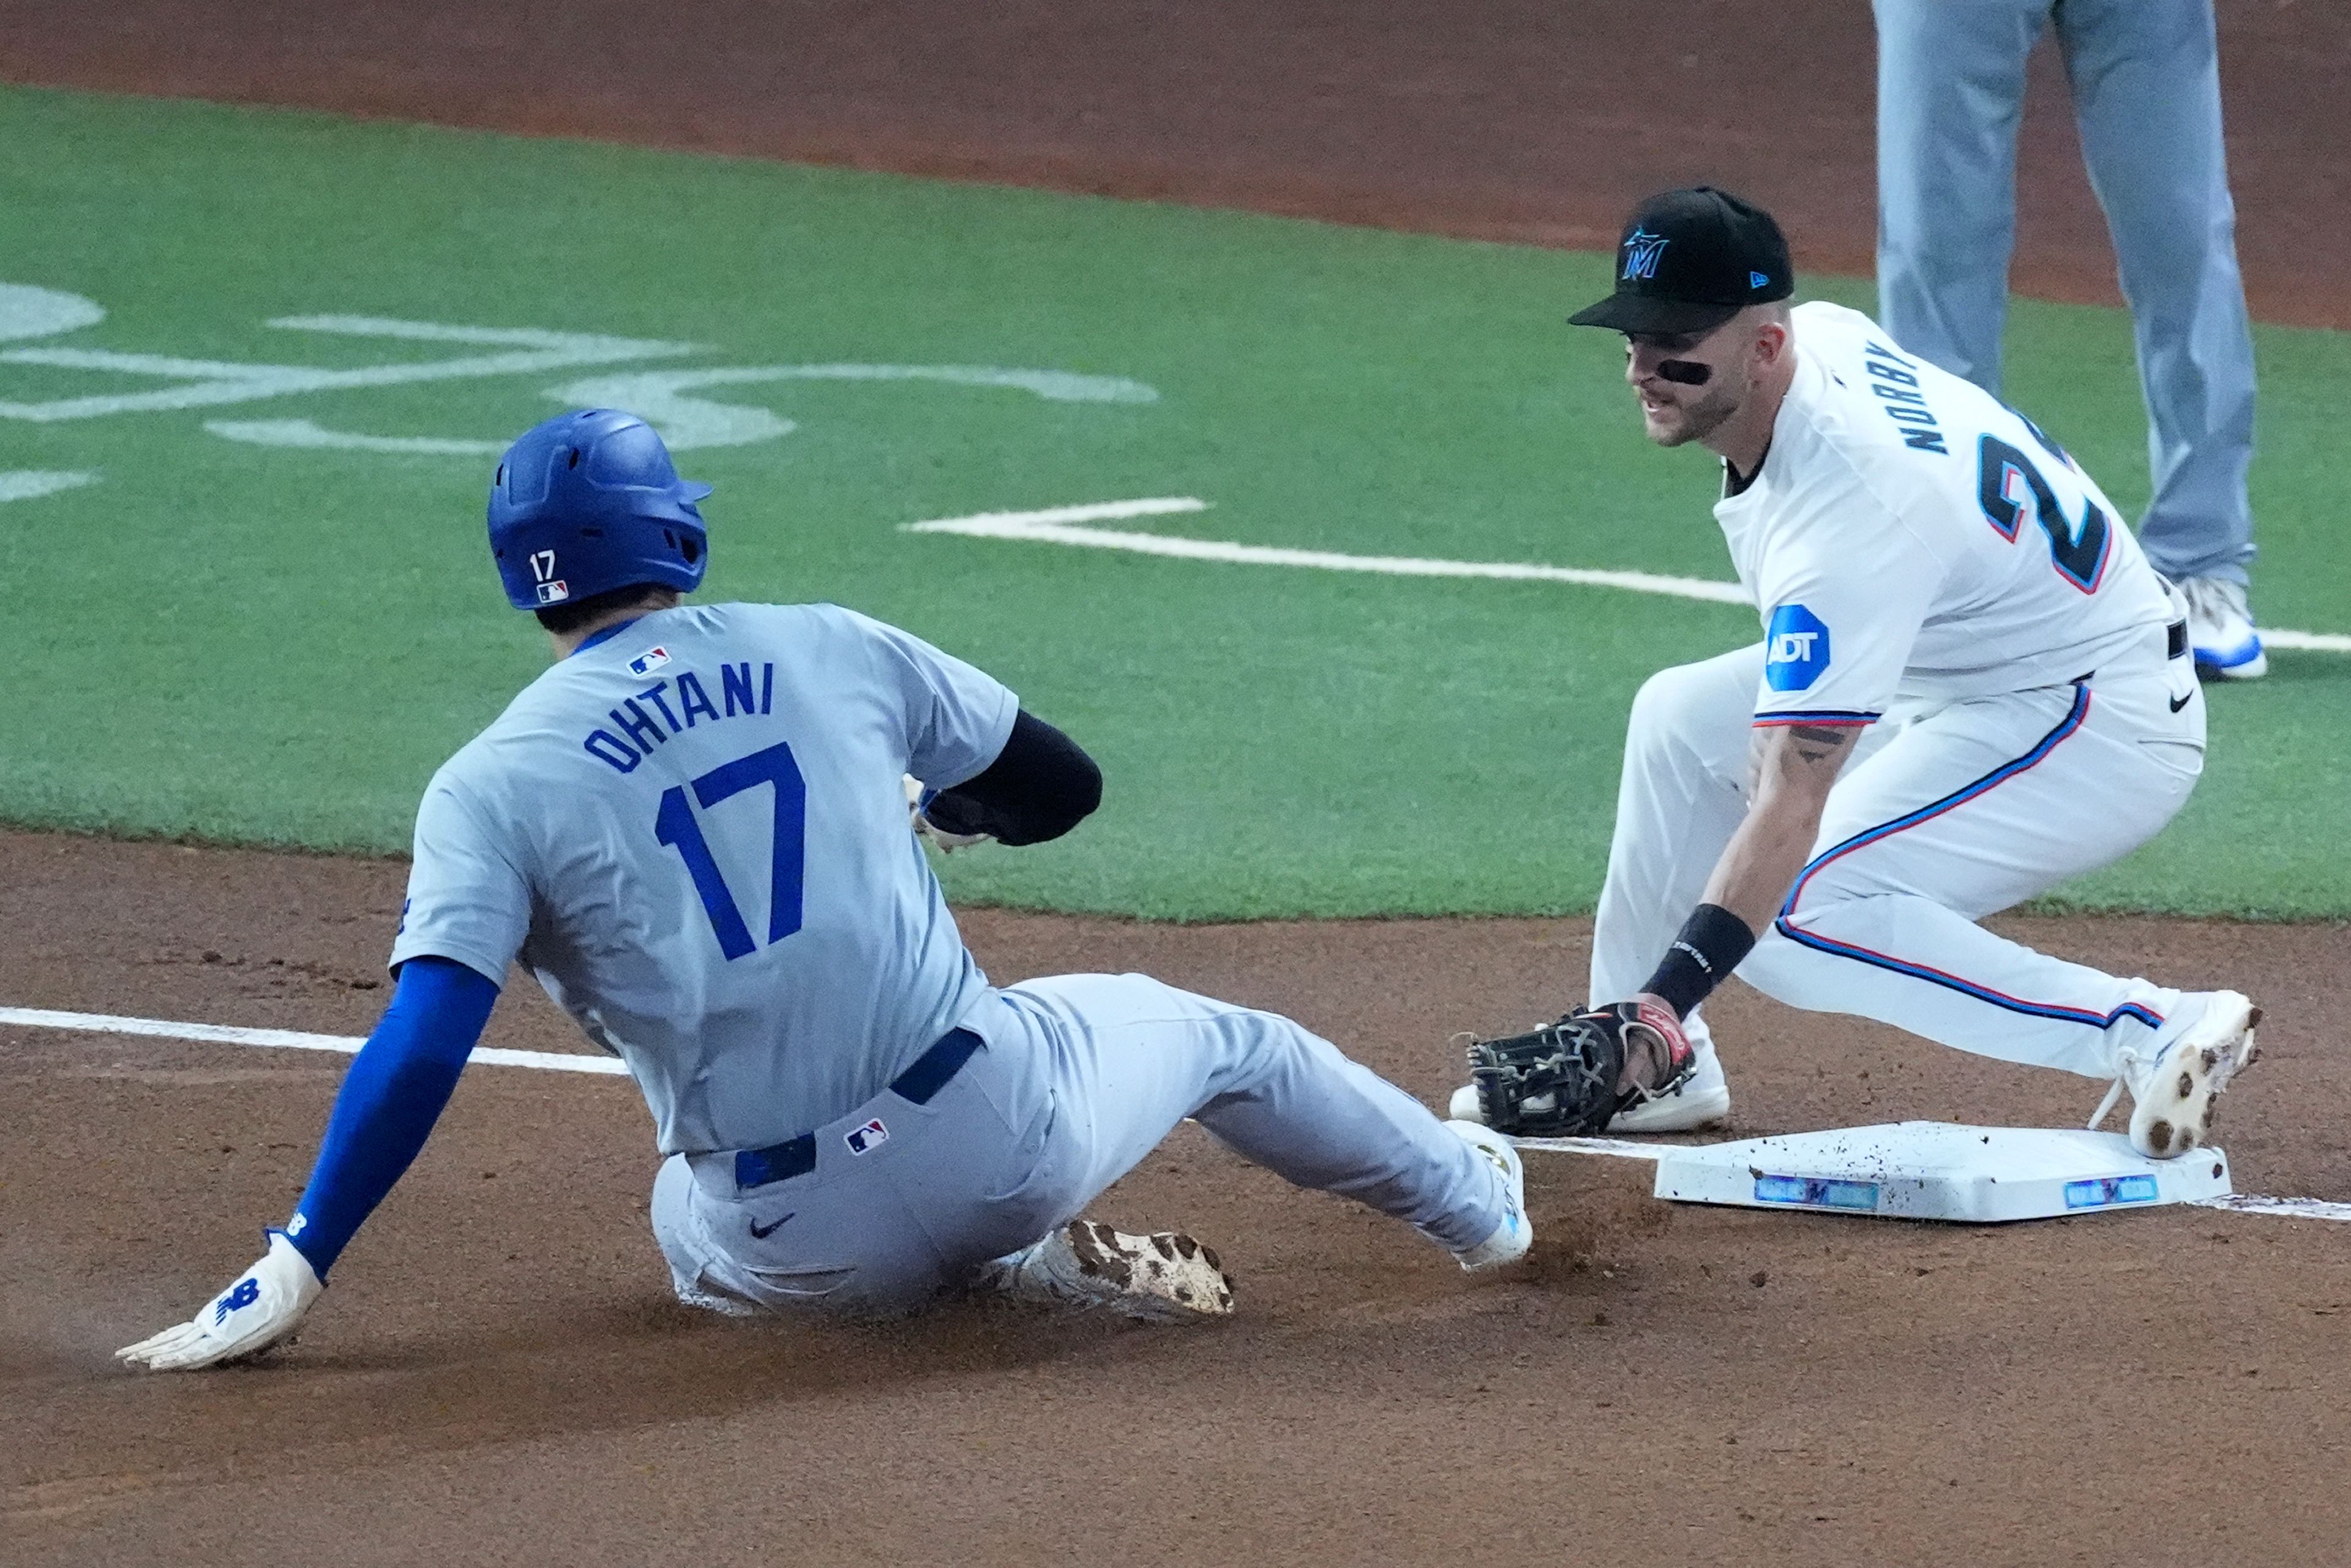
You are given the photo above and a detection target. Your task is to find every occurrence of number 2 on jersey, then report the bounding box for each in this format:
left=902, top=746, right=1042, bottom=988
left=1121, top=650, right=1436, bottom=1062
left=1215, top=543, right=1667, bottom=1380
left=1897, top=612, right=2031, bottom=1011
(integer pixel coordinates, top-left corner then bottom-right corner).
left=1975, top=432, right=2112, bottom=594
left=653, top=740, right=806, bottom=961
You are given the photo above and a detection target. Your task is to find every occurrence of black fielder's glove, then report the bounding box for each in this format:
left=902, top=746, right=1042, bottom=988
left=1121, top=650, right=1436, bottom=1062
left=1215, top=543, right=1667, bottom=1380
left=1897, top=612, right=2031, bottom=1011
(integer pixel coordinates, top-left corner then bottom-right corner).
left=1464, top=997, right=1697, bottom=1137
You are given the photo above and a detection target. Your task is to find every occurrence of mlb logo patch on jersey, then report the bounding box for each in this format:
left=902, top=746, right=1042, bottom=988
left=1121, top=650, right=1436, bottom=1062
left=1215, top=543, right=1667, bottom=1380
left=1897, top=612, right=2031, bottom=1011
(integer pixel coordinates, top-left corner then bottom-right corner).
left=1764, top=604, right=1832, bottom=691
left=628, top=646, right=671, bottom=676
left=845, top=1118, right=889, bottom=1155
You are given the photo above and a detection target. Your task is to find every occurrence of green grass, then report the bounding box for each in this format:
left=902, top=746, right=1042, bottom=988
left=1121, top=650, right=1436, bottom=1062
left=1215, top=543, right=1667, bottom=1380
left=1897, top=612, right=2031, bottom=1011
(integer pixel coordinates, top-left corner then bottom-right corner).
left=2, top=85, right=2345, bottom=918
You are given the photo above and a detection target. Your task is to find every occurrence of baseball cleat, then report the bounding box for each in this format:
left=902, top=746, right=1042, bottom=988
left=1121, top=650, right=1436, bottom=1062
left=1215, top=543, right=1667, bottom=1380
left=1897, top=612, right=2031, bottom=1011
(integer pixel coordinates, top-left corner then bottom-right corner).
left=1447, top=1041, right=1731, bottom=1134
left=983, top=1220, right=1235, bottom=1323
left=2179, top=576, right=2267, bottom=681
left=1609, top=1039, right=1731, bottom=1131
left=1444, top=1119, right=1532, bottom=1272
left=2091, top=991, right=2262, bottom=1160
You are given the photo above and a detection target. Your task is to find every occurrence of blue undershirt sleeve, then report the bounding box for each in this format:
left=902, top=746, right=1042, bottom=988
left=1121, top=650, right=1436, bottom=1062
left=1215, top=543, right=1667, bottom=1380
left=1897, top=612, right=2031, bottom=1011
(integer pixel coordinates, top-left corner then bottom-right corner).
left=282, top=955, right=500, bottom=1278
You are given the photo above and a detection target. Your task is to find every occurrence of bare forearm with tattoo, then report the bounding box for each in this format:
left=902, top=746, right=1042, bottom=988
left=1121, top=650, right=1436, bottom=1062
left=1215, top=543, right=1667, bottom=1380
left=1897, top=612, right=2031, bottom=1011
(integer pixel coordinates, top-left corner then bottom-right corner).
left=1632, top=721, right=1861, bottom=1023
left=1702, top=722, right=1859, bottom=932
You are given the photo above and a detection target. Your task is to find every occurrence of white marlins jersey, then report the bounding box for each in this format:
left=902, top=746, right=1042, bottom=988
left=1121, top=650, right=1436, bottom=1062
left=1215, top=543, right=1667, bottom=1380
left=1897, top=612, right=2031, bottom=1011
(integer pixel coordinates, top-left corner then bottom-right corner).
left=391, top=602, right=1018, bottom=1156
left=1718, top=301, right=2174, bottom=725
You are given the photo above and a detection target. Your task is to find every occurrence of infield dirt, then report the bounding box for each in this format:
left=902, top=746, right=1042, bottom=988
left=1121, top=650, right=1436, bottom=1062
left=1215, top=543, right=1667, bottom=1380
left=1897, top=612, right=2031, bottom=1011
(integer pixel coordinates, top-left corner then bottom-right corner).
left=6, top=3, right=2350, bottom=1563
left=6, top=832, right=2350, bottom=1566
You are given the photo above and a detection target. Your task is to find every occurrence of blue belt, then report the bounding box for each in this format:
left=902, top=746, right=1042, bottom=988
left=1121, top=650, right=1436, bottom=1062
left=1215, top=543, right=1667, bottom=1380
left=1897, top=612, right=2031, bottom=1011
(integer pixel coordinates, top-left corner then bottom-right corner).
left=731, top=1027, right=983, bottom=1191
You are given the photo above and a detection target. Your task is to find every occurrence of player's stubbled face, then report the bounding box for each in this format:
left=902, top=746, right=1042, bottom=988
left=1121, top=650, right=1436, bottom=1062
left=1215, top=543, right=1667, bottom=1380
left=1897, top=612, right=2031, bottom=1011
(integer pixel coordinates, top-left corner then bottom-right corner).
left=1622, top=326, right=1743, bottom=447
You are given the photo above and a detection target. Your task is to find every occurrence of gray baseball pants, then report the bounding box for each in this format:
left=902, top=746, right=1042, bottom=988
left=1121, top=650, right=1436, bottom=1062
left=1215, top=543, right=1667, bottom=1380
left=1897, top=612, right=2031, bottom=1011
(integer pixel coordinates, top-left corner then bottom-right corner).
left=1873, top=0, right=2256, bottom=584
left=651, top=973, right=1504, bottom=1317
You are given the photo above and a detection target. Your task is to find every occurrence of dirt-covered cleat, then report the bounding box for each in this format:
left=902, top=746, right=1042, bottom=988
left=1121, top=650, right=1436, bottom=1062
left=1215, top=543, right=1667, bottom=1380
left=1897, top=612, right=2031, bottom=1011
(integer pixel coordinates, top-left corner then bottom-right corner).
left=982, top=1220, right=1235, bottom=1322
left=2091, top=991, right=2262, bottom=1160
left=1444, top=1120, right=1532, bottom=1272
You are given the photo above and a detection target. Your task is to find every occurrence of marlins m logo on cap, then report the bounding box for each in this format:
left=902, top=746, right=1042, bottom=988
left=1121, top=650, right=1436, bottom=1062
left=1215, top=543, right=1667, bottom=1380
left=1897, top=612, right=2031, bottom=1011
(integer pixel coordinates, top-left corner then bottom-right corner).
left=1622, top=228, right=1670, bottom=281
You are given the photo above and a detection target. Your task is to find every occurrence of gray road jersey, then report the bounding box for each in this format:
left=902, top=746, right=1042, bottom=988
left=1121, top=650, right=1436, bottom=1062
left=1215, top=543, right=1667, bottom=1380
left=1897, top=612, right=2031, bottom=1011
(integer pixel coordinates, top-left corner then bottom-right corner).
left=390, top=602, right=1018, bottom=1155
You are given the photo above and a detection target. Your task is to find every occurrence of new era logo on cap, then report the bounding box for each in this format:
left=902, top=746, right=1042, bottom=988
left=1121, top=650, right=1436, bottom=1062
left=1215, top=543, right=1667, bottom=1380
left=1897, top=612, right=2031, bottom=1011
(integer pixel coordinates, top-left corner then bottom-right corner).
left=1750, top=271, right=1772, bottom=289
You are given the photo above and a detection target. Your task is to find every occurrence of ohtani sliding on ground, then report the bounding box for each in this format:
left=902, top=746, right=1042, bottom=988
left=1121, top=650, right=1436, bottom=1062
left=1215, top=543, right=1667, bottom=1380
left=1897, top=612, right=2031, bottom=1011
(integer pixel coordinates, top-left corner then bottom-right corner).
left=119, top=411, right=1530, bottom=1371
left=1456, top=188, right=2259, bottom=1155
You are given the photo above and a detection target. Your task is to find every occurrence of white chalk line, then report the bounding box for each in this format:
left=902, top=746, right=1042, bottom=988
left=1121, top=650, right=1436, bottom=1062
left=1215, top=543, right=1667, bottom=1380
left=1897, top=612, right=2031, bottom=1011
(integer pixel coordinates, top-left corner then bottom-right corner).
left=0, top=1006, right=628, bottom=1076
left=2260, top=629, right=2351, bottom=654
left=9, top=1003, right=2343, bottom=1223
left=205, top=418, right=503, bottom=456
left=0, top=470, right=97, bottom=503
left=1510, top=1135, right=1671, bottom=1161
left=905, top=499, right=2351, bottom=651
left=2194, top=1193, right=2351, bottom=1222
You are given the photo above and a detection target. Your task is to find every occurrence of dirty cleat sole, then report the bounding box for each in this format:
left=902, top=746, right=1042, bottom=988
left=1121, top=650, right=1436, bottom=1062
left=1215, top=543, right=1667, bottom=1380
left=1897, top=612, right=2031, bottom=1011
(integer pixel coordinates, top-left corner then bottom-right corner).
left=2126, top=992, right=2262, bottom=1160
left=986, top=1220, right=1235, bottom=1322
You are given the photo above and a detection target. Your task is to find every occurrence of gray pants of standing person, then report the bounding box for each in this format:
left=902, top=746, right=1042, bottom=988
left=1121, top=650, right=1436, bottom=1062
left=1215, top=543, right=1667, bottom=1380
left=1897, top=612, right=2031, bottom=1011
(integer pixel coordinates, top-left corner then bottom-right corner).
left=1873, top=0, right=2256, bottom=587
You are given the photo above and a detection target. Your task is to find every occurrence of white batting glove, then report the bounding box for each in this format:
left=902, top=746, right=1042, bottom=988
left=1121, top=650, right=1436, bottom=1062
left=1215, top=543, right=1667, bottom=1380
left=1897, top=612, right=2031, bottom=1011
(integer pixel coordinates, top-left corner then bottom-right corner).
left=116, top=1230, right=323, bottom=1371
left=902, top=773, right=992, bottom=854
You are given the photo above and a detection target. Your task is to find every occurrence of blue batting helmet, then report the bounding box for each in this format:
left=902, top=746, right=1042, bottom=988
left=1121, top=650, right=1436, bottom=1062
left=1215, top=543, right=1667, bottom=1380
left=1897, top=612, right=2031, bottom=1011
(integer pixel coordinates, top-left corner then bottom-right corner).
left=487, top=409, right=712, bottom=610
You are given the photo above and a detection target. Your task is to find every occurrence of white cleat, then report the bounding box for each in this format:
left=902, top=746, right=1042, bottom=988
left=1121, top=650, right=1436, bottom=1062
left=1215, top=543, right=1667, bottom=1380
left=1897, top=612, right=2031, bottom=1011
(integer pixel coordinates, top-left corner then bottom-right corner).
left=1610, top=1040, right=1732, bottom=1132
left=2090, top=991, right=2263, bottom=1160
left=983, top=1219, right=1235, bottom=1322
left=1445, top=1119, right=1532, bottom=1272
left=1449, top=1043, right=1732, bottom=1135
left=2179, top=576, right=2267, bottom=681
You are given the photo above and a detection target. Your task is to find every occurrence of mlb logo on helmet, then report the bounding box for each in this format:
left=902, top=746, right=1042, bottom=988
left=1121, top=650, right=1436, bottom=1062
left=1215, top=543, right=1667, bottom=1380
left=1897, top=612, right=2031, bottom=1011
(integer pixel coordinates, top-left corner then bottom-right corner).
left=1764, top=604, right=1832, bottom=691
left=526, top=546, right=568, bottom=604
left=628, top=647, right=671, bottom=676
left=845, top=1118, right=889, bottom=1155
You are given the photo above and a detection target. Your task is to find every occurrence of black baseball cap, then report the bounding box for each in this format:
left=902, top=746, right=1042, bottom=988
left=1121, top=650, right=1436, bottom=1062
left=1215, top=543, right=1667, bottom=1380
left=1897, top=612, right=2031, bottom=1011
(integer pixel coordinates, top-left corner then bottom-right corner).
left=1569, top=187, right=1795, bottom=335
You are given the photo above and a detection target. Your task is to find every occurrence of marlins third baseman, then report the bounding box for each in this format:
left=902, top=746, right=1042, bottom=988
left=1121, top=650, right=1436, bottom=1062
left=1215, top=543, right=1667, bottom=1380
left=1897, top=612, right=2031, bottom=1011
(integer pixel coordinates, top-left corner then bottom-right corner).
left=120, top=410, right=1528, bottom=1370
left=1455, top=189, right=2260, bottom=1157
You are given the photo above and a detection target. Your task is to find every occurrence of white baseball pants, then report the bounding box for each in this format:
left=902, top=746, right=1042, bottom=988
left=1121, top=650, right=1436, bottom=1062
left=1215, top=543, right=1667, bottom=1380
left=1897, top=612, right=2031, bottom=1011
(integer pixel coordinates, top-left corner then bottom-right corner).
left=651, top=973, right=1504, bottom=1317
left=1592, top=632, right=2206, bottom=1082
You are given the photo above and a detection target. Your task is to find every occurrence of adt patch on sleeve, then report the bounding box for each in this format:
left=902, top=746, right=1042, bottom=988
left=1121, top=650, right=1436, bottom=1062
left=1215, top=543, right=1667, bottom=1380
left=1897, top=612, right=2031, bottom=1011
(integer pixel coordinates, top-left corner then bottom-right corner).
left=1764, top=604, right=1832, bottom=691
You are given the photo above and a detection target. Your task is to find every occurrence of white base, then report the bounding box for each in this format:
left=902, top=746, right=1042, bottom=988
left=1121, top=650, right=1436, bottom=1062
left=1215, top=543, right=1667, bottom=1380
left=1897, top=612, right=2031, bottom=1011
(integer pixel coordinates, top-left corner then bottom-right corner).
left=1651, top=1121, right=2232, bottom=1223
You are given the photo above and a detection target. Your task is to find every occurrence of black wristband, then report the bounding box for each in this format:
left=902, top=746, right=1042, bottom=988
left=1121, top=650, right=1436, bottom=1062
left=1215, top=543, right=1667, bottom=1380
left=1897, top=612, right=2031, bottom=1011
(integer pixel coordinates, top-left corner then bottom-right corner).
left=1640, top=904, right=1758, bottom=1019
